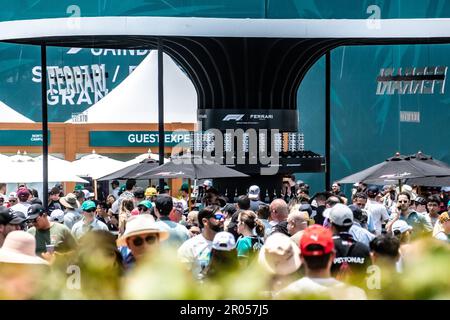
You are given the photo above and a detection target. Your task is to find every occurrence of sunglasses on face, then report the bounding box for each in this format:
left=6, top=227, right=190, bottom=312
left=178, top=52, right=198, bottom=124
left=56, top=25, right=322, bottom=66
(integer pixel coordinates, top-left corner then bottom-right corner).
left=138, top=206, right=148, bottom=211
left=398, top=200, right=409, bottom=204
left=212, top=213, right=225, bottom=221
left=131, top=235, right=158, bottom=247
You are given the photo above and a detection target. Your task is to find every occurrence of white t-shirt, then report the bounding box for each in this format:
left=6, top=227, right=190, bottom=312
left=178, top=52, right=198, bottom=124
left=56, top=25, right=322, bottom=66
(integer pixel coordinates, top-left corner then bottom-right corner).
left=11, top=202, right=31, bottom=217
left=366, top=199, right=390, bottom=235
left=277, top=277, right=367, bottom=300
left=177, top=234, right=212, bottom=279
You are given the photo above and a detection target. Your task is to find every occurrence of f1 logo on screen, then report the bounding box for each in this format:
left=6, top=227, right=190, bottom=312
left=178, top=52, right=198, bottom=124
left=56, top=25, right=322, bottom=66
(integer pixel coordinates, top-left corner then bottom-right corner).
left=222, top=114, right=245, bottom=121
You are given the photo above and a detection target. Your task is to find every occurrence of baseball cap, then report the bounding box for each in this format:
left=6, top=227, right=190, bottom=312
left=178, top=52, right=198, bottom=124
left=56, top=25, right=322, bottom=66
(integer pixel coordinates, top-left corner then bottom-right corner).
left=414, top=197, right=427, bottom=206
left=164, top=185, right=170, bottom=191
left=212, top=232, right=236, bottom=251
left=447, top=200, right=450, bottom=207
left=392, top=220, right=413, bottom=234
left=299, top=203, right=313, bottom=217
left=133, top=187, right=145, bottom=198
left=203, top=180, right=212, bottom=187
left=0, top=207, right=18, bottom=225
left=49, top=209, right=65, bottom=223
left=138, top=200, right=152, bottom=210
left=367, top=186, right=379, bottom=197
left=145, top=187, right=158, bottom=197
left=74, top=184, right=84, bottom=191
left=16, top=187, right=30, bottom=199
left=27, top=204, right=46, bottom=220
left=441, top=186, right=450, bottom=192
left=180, top=182, right=189, bottom=192
left=248, top=185, right=260, bottom=200
left=328, top=204, right=354, bottom=227
left=300, top=225, right=334, bottom=257
left=8, top=192, right=17, bottom=199
left=81, top=200, right=96, bottom=211
left=9, top=211, right=27, bottom=225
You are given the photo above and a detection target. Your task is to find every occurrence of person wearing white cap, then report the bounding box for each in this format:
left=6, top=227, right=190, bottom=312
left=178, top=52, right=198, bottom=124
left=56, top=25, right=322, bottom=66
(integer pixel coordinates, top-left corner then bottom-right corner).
left=49, top=209, right=65, bottom=224
left=327, top=204, right=371, bottom=281
left=248, top=185, right=266, bottom=212
left=117, top=214, right=169, bottom=268
left=202, top=180, right=213, bottom=191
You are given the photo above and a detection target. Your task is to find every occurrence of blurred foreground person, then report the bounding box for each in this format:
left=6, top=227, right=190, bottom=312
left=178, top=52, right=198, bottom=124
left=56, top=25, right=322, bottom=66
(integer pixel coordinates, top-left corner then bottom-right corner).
left=258, top=233, right=302, bottom=297
left=0, top=231, right=49, bottom=299
left=117, top=214, right=169, bottom=269
left=277, top=225, right=366, bottom=300
left=75, top=230, right=124, bottom=298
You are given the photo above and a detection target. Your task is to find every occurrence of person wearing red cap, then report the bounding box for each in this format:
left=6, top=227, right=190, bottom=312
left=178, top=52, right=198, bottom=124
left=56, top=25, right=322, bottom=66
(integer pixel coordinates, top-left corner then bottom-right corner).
left=277, top=225, right=367, bottom=300
left=11, top=187, right=32, bottom=217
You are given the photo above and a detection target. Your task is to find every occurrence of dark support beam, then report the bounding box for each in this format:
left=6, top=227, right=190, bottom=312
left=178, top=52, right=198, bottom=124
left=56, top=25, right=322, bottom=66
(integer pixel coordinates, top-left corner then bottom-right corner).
left=325, top=51, right=331, bottom=191
left=157, top=38, right=165, bottom=191
left=40, top=45, right=49, bottom=210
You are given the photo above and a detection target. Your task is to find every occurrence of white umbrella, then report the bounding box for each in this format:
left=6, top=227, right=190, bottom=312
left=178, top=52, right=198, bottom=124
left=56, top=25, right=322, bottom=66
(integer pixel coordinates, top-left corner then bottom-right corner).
left=123, top=149, right=169, bottom=166
left=72, top=150, right=124, bottom=180
left=34, top=155, right=88, bottom=183
left=0, top=153, right=88, bottom=183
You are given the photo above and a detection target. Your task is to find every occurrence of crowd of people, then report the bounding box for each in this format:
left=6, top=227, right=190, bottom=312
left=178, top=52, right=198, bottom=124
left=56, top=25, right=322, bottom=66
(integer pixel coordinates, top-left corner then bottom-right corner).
left=0, top=178, right=449, bottom=299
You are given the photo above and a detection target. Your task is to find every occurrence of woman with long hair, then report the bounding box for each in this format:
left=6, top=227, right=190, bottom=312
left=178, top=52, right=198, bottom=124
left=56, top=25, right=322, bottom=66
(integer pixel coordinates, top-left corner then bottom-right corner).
left=118, top=199, right=135, bottom=235
left=236, top=210, right=265, bottom=266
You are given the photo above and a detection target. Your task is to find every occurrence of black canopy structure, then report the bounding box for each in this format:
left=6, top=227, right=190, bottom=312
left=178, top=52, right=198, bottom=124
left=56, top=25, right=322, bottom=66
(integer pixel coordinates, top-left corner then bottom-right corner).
left=405, top=151, right=450, bottom=186
left=131, top=155, right=249, bottom=180
left=3, top=17, right=450, bottom=205
left=97, top=158, right=158, bottom=181
left=338, top=153, right=450, bottom=189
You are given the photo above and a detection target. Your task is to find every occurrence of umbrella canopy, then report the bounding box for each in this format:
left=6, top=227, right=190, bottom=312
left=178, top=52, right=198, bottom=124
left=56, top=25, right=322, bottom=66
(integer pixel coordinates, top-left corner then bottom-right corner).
left=0, top=154, right=87, bottom=183
left=338, top=153, right=450, bottom=185
left=97, top=158, right=159, bottom=181
left=130, top=155, right=249, bottom=180
left=123, top=150, right=168, bottom=166
left=405, top=152, right=450, bottom=186
left=72, top=151, right=125, bottom=180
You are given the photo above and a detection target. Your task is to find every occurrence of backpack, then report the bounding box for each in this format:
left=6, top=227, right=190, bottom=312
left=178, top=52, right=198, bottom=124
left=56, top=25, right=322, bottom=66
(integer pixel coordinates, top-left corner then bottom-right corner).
left=250, top=236, right=264, bottom=252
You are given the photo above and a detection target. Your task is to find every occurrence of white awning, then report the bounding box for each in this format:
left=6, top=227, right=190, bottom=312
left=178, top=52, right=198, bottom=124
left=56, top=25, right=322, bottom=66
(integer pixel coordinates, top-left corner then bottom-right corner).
left=1, top=17, right=450, bottom=41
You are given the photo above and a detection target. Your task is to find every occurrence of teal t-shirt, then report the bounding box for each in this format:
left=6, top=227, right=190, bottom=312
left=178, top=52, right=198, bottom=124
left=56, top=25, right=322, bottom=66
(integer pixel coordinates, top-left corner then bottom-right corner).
left=236, top=236, right=263, bottom=258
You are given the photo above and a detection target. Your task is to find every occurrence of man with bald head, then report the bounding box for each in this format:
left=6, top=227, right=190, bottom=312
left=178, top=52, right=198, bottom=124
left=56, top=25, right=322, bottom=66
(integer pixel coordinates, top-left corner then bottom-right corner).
left=269, top=199, right=289, bottom=235
left=287, top=210, right=309, bottom=246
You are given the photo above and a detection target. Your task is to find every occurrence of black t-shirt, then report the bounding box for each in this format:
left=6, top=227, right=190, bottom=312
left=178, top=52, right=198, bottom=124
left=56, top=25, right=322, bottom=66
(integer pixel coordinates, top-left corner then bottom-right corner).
left=331, top=232, right=371, bottom=276
left=314, top=205, right=326, bottom=225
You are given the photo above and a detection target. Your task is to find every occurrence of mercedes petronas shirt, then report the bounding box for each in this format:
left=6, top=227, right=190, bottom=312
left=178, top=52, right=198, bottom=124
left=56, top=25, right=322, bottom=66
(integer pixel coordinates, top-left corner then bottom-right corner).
left=331, top=232, right=371, bottom=276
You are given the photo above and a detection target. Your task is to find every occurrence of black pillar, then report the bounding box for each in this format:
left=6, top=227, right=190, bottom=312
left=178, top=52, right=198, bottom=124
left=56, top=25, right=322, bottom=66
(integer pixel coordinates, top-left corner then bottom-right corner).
left=157, top=38, right=165, bottom=191
left=40, top=45, right=49, bottom=210
left=325, top=51, right=331, bottom=191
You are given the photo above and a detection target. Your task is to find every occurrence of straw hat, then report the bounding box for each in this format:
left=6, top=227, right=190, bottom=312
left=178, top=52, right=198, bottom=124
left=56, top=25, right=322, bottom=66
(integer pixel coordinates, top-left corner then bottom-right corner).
left=59, top=193, right=80, bottom=210
left=116, top=215, right=169, bottom=247
left=258, top=233, right=301, bottom=275
left=0, top=231, right=48, bottom=265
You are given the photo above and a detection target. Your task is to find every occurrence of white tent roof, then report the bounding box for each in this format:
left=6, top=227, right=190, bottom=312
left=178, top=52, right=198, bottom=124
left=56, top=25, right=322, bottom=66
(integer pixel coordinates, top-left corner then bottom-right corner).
left=3, top=17, right=450, bottom=39
left=0, top=101, right=34, bottom=123
left=65, top=51, right=197, bottom=124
